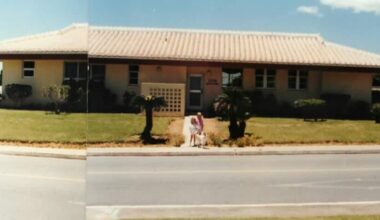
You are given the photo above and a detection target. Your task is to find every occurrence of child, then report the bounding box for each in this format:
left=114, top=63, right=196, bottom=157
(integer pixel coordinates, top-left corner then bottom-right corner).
left=196, top=112, right=204, bottom=131
left=189, top=117, right=200, bottom=147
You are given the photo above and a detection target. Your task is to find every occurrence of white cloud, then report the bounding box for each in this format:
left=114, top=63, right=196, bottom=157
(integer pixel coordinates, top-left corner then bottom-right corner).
left=297, top=6, right=323, bottom=17
left=320, top=0, right=380, bottom=15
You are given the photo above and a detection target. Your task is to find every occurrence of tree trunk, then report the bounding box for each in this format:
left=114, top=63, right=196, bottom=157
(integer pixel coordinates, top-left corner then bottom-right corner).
left=228, top=106, right=239, bottom=139
left=237, top=120, right=246, bottom=138
left=141, top=106, right=153, bottom=140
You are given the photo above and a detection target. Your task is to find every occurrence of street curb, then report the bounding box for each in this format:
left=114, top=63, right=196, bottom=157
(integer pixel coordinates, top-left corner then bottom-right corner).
left=87, top=149, right=380, bottom=157
left=0, top=151, right=86, bottom=160
left=86, top=202, right=380, bottom=219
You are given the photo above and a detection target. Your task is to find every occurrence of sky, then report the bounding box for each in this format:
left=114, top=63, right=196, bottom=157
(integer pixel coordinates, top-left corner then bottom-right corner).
left=0, top=0, right=380, bottom=56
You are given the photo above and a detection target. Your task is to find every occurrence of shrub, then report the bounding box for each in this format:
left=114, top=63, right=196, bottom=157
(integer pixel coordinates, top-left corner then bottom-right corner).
left=345, top=101, right=371, bottom=119
left=42, top=84, right=70, bottom=114
left=235, top=135, right=263, bottom=147
left=245, top=91, right=278, bottom=116
left=167, top=134, right=184, bottom=147
left=62, top=79, right=87, bottom=112
left=5, top=84, right=32, bottom=105
left=371, top=103, right=380, bottom=123
left=294, top=99, right=326, bottom=121
left=321, top=93, right=351, bottom=118
left=123, top=90, right=140, bottom=113
left=208, top=132, right=223, bottom=147
left=88, top=80, right=117, bottom=112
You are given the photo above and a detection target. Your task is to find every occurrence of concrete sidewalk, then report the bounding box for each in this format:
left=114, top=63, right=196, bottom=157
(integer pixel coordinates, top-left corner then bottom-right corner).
left=1, top=144, right=379, bottom=158
left=87, top=145, right=380, bottom=157
left=0, top=145, right=86, bottom=160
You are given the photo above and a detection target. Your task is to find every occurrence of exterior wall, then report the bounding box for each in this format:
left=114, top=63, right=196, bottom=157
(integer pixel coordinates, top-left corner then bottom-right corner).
left=321, top=71, right=373, bottom=102
left=2, top=60, right=64, bottom=105
left=242, top=69, right=322, bottom=103
left=187, top=66, right=222, bottom=111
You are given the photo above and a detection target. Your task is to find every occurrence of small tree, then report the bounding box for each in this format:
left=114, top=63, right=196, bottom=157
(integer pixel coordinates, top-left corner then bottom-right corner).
left=132, top=95, right=167, bottom=141
left=214, top=87, right=251, bottom=139
left=43, top=84, right=70, bottom=114
left=5, top=84, right=32, bottom=106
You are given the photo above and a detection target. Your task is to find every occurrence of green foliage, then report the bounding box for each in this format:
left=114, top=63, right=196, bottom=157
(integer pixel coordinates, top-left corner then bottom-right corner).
left=5, top=84, right=32, bottom=105
left=43, top=84, right=70, bottom=114
left=371, top=103, right=380, bottom=123
left=214, top=87, right=251, bottom=139
left=62, top=79, right=87, bottom=112
left=321, top=93, right=351, bottom=118
left=123, top=90, right=139, bottom=113
left=346, top=101, right=370, bottom=119
left=88, top=80, right=117, bottom=112
left=294, top=99, right=326, bottom=121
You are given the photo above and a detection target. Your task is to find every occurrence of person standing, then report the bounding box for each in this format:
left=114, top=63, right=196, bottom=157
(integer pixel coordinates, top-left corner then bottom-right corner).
left=196, top=112, right=204, bottom=131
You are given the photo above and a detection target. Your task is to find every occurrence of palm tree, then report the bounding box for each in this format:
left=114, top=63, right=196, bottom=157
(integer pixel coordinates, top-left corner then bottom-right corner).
left=215, top=87, right=251, bottom=139
left=133, top=95, right=167, bottom=141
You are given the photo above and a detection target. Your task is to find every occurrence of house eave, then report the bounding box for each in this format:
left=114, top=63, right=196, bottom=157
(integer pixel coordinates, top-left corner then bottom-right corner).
left=0, top=52, right=88, bottom=60
left=88, top=56, right=380, bottom=73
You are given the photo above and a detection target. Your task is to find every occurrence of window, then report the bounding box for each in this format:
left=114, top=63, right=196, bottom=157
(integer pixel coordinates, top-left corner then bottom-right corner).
left=255, top=69, right=276, bottom=89
left=129, top=65, right=139, bottom=85
left=373, top=74, right=380, bottom=87
left=23, top=61, right=35, bottom=77
left=64, top=62, right=87, bottom=81
left=90, top=64, right=106, bottom=82
left=288, top=70, right=308, bottom=90
left=222, top=68, right=242, bottom=87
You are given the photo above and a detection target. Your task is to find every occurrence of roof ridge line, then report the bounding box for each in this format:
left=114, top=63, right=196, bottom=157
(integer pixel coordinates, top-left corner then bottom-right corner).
left=91, top=25, right=322, bottom=38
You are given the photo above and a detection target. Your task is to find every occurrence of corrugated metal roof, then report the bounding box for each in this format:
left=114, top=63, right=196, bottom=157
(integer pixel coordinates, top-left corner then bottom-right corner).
left=1, top=24, right=380, bottom=69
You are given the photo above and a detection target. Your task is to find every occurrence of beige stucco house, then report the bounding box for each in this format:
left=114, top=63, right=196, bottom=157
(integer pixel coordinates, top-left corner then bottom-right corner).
left=0, top=24, right=380, bottom=116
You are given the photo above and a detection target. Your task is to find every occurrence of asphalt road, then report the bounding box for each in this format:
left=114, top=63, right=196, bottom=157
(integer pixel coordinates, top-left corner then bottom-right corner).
left=0, top=155, right=85, bottom=220
left=87, top=154, right=380, bottom=218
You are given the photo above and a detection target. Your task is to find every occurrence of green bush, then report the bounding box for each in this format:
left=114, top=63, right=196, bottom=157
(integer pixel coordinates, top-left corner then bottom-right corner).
left=245, top=91, right=278, bottom=116
left=321, top=93, right=351, bottom=118
left=88, top=80, right=117, bottom=112
left=294, top=99, right=326, bottom=121
left=123, top=90, right=140, bottom=113
left=43, top=84, right=70, bottom=114
left=62, top=79, right=87, bottom=112
left=346, top=101, right=371, bottom=119
left=5, top=84, right=32, bottom=105
left=371, top=103, right=380, bottom=123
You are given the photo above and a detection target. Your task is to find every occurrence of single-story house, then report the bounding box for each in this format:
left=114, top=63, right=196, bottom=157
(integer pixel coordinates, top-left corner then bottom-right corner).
left=0, top=24, right=380, bottom=116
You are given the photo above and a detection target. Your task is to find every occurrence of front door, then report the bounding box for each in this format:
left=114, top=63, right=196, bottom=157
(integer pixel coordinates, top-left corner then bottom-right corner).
left=188, top=74, right=203, bottom=110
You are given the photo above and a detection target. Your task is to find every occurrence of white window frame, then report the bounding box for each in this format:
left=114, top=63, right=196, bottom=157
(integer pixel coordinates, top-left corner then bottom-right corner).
left=288, top=70, right=308, bottom=90
left=128, top=65, right=139, bottom=86
left=23, top=61, right=35, bottom=78
left=256, top=69, right=276, bottom=89
left=63, top=61, right=88, bottom=81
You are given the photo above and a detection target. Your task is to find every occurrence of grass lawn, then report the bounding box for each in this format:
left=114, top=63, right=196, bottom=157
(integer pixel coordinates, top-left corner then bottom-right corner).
left=0, top=109, right=87, bottom=145
left=87, top=113, right=175, bottom=143
left=0, top=109, right=174, bottom=146
left=239, top=117, right=380, bottom=144
left=130, top=216, right=380, bottom=220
